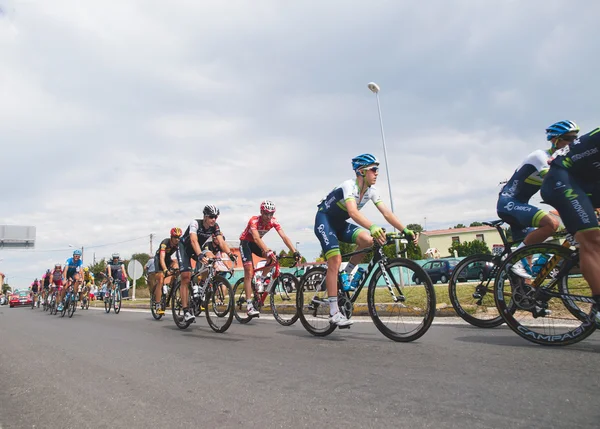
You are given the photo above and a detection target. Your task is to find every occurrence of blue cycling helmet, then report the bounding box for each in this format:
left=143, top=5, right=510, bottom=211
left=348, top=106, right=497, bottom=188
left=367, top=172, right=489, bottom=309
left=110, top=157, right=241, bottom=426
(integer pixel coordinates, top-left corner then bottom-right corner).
left=546, top=120, right=579, bottom=141
left=352, top=153, right=379, bottom=172
left=73, top=249, right=82, bottom=256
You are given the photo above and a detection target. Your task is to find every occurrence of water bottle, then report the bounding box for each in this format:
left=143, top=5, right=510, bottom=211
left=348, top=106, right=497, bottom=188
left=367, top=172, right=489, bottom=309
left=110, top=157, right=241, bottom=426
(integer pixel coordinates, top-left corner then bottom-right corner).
left=198, top=283, right=207, bottom=300
left=257, top=276, right=265, bottom=293
left=349, top=267, right=366, bottom=290
left=162, top=284, right=168, bottom=295
left=192, top=284, right=200, bottom=298
left=340, top=271, right=350, bottom=291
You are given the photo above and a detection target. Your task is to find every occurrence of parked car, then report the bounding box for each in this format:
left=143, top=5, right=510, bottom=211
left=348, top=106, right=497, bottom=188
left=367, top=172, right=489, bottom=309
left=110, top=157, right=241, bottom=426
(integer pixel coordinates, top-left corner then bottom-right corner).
left=455, top=260, right=494, bottom=282
left=413, top=259, right=461, bottom=284
left=10, top=290, right=32, bottom=308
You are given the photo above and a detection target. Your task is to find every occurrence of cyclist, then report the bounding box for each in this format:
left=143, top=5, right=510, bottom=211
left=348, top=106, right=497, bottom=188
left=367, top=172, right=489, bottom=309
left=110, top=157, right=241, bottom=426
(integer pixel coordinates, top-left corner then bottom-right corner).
left=176, top=205, right=237, bottom=322
left=58, top=250, right=83, bottom=311
left=81, top=267, right=94, bottom=304
left=239, top=200, right=301, bottom=317
left=540, top=125, right=600, bottom=323
left=314, top=153, right=417, bottom=327
left=153, top=227, right=182, bottom=314
left=49, top=264, right=63, bottom=306
left=496, top=121, right=579, bottom=278
left=41, top=270, right=51, bottom=305
left=30, top=279, right=40, bottom=308
left=106, top=253, right=128, bottom=300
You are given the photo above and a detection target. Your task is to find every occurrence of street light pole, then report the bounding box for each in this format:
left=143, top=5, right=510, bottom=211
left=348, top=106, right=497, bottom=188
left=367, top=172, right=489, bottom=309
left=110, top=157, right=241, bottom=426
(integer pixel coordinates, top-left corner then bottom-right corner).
left=368, top=82, right=400, bottom=256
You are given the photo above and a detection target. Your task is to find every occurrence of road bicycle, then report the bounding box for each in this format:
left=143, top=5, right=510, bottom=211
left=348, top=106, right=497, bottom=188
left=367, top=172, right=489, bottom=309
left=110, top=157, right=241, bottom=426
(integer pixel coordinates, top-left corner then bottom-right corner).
left=233, top=256, right=299, bottom=326
left=80, top=284, right=91, bottom=310
left=447, top=220, right=517, bottom=328
left=30, top=291, right=41, bottom=309
left=150, top=268, right=179, bottom=321
left=104, top=278, right=123, bottom=314
left=60, top=283, right=77, bottom=318
left=494, top=237, right=597, bottom=346
left=297, top=232, right=436, bottom=342
left=170, top=257, right=234, bottom=333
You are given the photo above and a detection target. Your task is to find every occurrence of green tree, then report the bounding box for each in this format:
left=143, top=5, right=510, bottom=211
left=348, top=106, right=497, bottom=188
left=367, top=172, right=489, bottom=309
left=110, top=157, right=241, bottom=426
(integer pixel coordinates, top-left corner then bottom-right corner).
left=131, top=253, right=151, bottom=267
left=448, top=240, right=492, bottom=257
left=453, top=223, right=466, bottom=229
left=87, top=258, right=107, bottom=283
left=406, top=223, right=423, bottom=234
left=469, top=221, right=483, bottom=227
left=2, top=283, right=11, bottom=295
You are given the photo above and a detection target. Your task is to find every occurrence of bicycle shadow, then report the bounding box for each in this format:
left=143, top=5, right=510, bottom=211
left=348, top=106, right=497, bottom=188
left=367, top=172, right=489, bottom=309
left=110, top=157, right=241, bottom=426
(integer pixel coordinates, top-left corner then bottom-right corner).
left=455, top=333, right=600, bottom=353
left=160, top=324, right=244, bottom=342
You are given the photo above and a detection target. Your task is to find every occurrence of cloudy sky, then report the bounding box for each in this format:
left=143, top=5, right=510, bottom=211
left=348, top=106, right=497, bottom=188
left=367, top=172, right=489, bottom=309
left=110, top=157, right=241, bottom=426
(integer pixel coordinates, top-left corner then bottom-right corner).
left=1, top=0, right=598, bottom=285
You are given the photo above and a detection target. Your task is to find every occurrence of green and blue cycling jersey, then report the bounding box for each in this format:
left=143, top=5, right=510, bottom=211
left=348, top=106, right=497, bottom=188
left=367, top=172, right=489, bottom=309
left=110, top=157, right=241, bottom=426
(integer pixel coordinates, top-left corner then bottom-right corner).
left=315, top=179, right=383, bottom=259
left=541, top=127, right=600, bottom=233
left=497, top=149, right=550, bottom=240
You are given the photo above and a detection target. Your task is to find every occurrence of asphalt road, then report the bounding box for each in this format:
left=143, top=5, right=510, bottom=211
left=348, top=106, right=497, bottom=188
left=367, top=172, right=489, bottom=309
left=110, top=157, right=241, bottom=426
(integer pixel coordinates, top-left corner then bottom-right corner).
left=1, top=305, right=599, bottom=429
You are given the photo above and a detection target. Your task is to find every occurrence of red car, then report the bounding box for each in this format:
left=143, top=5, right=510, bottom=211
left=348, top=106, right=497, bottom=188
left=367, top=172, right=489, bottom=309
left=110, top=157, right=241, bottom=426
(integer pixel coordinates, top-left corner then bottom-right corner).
left=9, top=290, right=32, bottom=308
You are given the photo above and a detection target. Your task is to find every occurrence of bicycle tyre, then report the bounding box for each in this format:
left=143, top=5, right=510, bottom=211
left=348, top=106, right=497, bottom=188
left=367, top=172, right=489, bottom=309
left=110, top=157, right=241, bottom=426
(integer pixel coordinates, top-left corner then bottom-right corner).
left=150, top=294, right=163, bottom=320
left=368, top=258, right=436, bottom=342
left=171, top=281, right=193, bottom=329
left=68, top=296, right=76, bottom=318
left=233, top=278, right=253, bottom=324
left=60, top=299, right=67, bottom=317
left=270, top=273, right=299, bottom=326
left=205, top=275, right=234, bottom=333
left=104, top=294, right=111, bottom=313
left=114, top=288, right=121, bottom=314
left=297, top=266, right=337, bottom=337
left=85, top=298, right=90, bottom=310
left=494, top=243, right=596, bottom=346
left=448, top=254, right=504, bottom=328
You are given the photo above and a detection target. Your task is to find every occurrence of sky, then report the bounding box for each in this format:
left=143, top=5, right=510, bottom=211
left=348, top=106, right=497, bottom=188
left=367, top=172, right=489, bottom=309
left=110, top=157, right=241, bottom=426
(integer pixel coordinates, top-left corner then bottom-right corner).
left=1, top=0, right=599, bottom=286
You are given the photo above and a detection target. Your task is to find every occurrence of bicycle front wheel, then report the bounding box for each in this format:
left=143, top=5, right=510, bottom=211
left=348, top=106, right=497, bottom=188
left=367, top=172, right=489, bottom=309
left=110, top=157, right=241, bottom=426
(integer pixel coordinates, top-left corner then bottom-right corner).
left=150, top=294, right=163, bottom=320
left=448, top=254, right=503, bottom=328
left=68, top=297, right=76, bottom=318
left=114, top=289, right=122, bottom=314
left=495, top=243, right=596, bottom=346
left=205, top=275, right=234, bottom=333
left=368, top=258, right=436, bottom=342
left=232, top=278, right=253, bottom=324
left=297, top=267, right=337, bottom=337
left=270, top=273, right=299, bottom=326
left=104, top=293, right=111, bottom=313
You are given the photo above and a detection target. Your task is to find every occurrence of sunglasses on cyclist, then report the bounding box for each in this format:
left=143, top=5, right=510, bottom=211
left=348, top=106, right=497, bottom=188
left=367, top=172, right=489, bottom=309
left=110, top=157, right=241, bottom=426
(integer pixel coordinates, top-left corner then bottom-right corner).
left=208, top=215, right=218, bottom=219
left=364, top=166, right=379, bottom=173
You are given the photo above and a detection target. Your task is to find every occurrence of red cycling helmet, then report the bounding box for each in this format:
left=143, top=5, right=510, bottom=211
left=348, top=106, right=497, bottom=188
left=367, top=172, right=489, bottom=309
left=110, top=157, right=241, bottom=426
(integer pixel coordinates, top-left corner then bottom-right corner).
left=170, top=227, right=182, bottom=237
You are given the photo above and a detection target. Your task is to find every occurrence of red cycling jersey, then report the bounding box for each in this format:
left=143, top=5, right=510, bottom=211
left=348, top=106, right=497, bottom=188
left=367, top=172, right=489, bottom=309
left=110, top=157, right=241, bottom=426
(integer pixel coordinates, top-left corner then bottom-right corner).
left=239, top=216, right=282, bottom=242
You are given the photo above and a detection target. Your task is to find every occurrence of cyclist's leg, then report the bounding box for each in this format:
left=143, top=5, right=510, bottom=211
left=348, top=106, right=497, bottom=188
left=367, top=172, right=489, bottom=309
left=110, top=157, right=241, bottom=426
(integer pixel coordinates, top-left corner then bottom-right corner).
left=339, top=223, right=371, bottom=275
left=175, top=240, right=194, bottom=320
left=239, top=241, right=260, bottom=314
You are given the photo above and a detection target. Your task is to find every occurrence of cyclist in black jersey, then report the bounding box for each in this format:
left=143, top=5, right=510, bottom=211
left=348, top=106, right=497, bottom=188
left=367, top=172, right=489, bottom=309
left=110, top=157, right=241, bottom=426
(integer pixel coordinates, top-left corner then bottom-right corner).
left=176, top=205, right=237, bottom=322
left=107, top=253, right=128, bottom=297
left=541, top=126, right=600, bottom=322
left=152, top=227, right=182, bottom=315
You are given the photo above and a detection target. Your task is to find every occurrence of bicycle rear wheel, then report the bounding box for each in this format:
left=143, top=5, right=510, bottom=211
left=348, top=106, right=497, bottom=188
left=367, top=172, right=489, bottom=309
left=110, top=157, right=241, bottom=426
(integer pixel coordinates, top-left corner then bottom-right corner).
left=270, top=273, right=299, bottom=326
left=171, top=281, right=193, bottom=329
left=297, top=267, right=337, bottom=337
left=368, top=258, right=436, bottom=342
left=233, top=278, right=253, bottom=324
left=448, top=254, right=503, bottom=328
left=104, top=293, right=111, bottom=313
left=114, top=288, right=122, bottom=314
left=205, top=275, right=234, bottom=333
left=495, top=243, right=596, bottom=346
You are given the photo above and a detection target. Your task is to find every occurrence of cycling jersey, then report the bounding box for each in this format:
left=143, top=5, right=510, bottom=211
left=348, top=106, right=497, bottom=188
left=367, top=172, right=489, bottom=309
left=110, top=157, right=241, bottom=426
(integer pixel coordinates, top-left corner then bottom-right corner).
left=65, top=257, right=82, bottom=279
left=317, top=179, right=383, bottom=220
left=84, top=272, right=94, bottom=283
left=181, top=219, right=222, bottom=256
left=43, top=274, right=50, bottom=288
left=239, top=216, right=281, bottom=242
left=497, top=149, right=550, bottom=240
left=314, top=178, right=380, bottom=259
left=154, top=238, right=178, bottom=272
left=541, top=127, right=600, bottom=233
left=31, top=282, right=39, bottom=292
left=107, top=261, right=124, bottom=280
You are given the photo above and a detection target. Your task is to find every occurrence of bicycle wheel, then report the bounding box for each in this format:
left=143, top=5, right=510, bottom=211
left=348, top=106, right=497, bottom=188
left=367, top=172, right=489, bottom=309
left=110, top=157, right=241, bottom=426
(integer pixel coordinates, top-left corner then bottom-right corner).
left=205, top=275, right=234, bottom=333
left=171, top=281, right=193, bottom=329
left=368, top=258, right=436, bottom=342
left=150, top=294, right=163, bottom=320
left=448, top=254, right=504, bottom=328
left=60, top=299, right=67, bottom=317
left=495, top=243, right=596, bottom=346
left=297, top=266, right=337, bottom=337
left=233, top=278, right=253, bottom=324
left=68, top=296, right=76, bottom=318
left=85, top=297, right=90, bottom=310
left=114, top=288, right=121, bottom=314
left=270, top=273, right=299, bottom=326
left=104, top=292, right=111, bottom=313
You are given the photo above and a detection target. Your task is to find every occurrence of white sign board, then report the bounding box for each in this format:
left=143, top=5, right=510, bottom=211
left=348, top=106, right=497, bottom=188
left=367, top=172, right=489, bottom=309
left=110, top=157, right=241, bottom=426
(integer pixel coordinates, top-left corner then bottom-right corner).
left=127, top=259, right=143, bottom=301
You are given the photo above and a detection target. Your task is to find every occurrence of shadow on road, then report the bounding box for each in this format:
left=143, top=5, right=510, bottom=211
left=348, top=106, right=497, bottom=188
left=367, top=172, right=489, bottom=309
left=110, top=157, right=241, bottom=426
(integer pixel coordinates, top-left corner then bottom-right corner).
left=455, top=334, right=600, bottom=353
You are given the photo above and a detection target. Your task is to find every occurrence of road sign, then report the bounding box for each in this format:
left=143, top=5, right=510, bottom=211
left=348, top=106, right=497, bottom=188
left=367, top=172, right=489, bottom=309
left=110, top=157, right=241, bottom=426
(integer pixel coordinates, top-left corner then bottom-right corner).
left=127, top=259, right=143, bottom=300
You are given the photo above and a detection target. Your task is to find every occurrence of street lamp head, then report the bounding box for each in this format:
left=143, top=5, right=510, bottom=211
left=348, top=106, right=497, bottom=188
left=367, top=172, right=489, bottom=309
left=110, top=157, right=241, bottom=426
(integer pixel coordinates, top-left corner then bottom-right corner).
left=367, top=82, right=380, bottom=94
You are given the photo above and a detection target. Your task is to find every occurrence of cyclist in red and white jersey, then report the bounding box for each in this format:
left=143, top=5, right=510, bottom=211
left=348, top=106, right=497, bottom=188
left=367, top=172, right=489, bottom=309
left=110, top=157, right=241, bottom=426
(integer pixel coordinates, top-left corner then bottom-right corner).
left=239, top=200, right=301, bottom=317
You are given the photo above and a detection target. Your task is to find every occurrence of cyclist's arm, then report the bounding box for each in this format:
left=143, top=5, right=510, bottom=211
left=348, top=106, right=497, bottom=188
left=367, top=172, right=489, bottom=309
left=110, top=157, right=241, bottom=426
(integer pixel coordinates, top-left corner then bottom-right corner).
left=214, top=234, right=233, bottom=255
left=159, top=251, right=168, bottom=272
left=346, top=199, right=375, bottom=230
left=375, top=201, right=407, bottom=231
left=190, top=233, right=202, bottom=256
left=250, top=229, right=270, bottom=256
left=276, top=229, right=297, bottom=253
left=121, top=264, right=128, bottom=279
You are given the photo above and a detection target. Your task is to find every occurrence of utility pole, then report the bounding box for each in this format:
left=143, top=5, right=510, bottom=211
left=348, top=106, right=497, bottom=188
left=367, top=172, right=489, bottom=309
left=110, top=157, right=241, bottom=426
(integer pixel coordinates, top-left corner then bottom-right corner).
left=150, top=233, right=153, bottom=254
